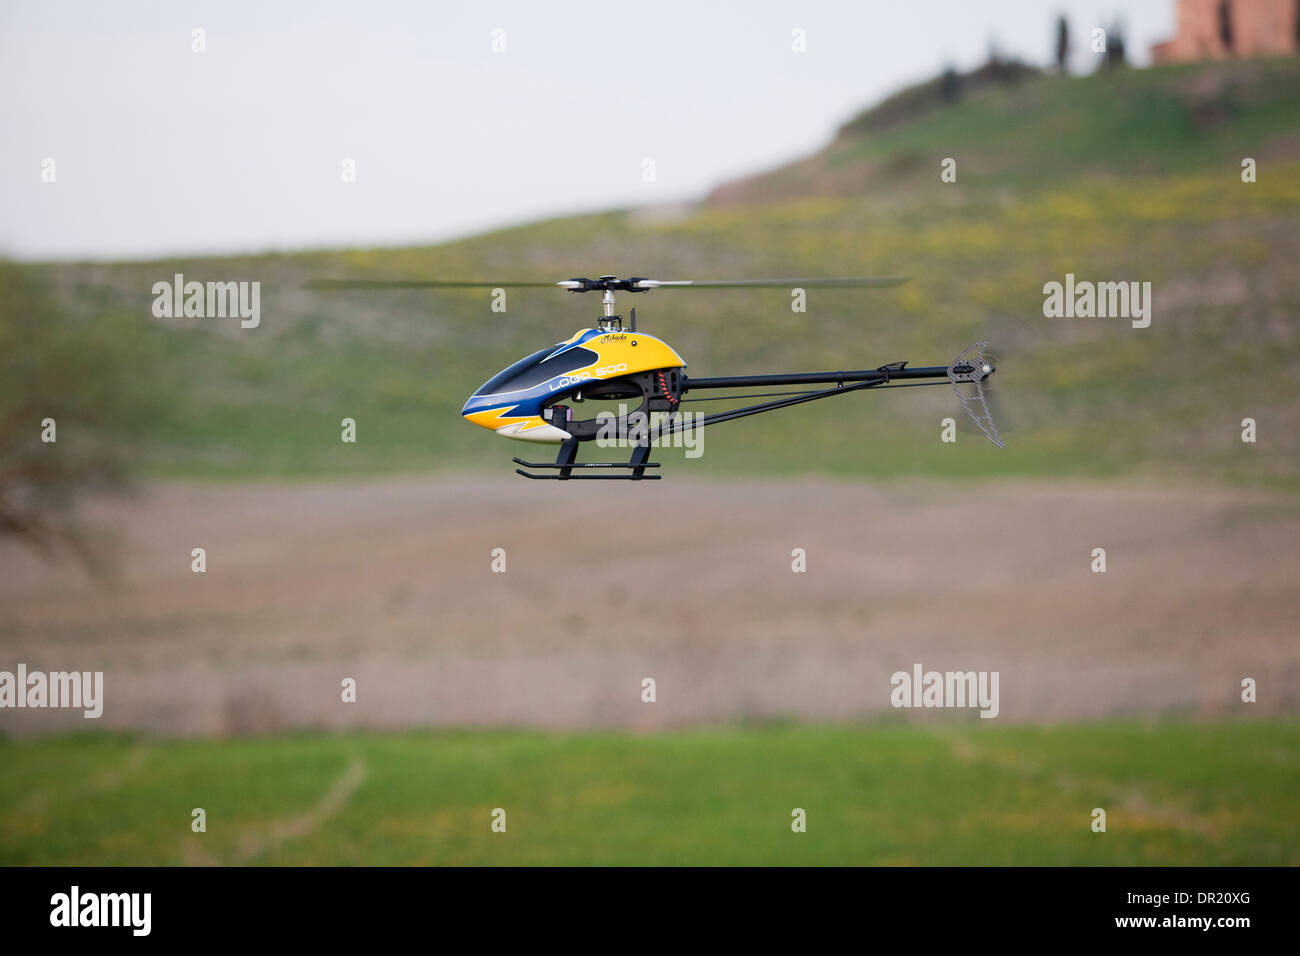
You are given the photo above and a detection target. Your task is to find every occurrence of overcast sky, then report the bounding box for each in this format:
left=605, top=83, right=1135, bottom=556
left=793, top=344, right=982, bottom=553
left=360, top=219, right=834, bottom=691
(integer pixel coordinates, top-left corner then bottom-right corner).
left=1, top=0, right=1175, bottom=261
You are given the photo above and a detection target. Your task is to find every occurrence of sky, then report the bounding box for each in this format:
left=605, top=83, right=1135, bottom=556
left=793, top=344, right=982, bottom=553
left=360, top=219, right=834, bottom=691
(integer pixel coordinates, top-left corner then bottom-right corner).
left=0, top=0, right=1176, bottom=261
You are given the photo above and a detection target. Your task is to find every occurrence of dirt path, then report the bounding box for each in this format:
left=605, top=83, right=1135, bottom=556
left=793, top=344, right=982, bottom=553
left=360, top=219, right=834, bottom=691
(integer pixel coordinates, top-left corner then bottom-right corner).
left=1, top=476, right=1296, bottom=735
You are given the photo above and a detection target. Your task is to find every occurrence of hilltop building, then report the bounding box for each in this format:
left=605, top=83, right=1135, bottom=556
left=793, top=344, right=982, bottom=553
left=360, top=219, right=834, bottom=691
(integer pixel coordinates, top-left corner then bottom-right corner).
left=1151, top=0, right=1299, bottom=63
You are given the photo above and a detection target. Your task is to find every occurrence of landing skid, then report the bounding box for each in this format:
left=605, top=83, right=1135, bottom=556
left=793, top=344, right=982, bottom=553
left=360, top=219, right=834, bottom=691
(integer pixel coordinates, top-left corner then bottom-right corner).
left=513, top=438, right=660, bottom=480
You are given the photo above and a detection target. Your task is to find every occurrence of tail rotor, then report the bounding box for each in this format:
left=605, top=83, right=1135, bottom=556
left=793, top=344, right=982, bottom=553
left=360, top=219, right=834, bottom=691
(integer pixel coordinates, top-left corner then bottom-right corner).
left=947, top=340, right=1005, bottom=449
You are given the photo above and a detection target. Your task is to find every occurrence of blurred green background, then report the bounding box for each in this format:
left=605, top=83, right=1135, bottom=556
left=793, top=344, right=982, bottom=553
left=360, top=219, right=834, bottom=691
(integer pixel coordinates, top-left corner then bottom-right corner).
left=6, top=59, right=1298, bottom=489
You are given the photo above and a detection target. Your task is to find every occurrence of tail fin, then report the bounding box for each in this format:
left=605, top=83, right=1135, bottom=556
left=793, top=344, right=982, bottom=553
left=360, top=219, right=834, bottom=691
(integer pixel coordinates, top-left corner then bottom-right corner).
left=947, top=340, right=1005, bottom=449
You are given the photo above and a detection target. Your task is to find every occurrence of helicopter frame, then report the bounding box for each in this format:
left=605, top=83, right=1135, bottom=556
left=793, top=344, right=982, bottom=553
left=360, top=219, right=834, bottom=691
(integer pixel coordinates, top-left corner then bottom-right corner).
left=513, top=349, right=998, bottom=480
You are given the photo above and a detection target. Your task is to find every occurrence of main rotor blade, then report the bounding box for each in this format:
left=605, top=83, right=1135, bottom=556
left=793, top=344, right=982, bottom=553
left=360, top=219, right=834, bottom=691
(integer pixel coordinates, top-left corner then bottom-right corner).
left=633, top=276, right=908, bottom=289
left=306, top=279, right=563, bottom=290
left=306, top=275, right=910, bottom=292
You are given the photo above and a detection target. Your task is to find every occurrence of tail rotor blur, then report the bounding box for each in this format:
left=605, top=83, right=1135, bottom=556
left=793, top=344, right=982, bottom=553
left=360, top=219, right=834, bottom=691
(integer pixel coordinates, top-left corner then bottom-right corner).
left=947, top=340, right=1005, bottom=449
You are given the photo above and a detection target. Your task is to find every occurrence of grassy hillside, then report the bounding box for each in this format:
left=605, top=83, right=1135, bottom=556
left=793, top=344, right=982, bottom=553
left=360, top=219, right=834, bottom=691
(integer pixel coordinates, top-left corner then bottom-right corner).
left=2, top=722, right=1296, bottom=865
left=709, top=57, right=1300, bottom=203
left=18, top=59, right=1300, bottom=485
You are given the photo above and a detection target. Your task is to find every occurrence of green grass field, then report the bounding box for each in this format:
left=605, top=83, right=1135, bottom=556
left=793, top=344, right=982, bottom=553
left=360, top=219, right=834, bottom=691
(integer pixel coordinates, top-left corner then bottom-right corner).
left=3, top=722, right=1295, bottom=865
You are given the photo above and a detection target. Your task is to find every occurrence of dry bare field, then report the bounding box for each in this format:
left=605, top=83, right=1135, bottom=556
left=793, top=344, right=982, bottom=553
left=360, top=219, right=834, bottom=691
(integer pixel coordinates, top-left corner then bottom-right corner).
left=1, top=476, right=1296, bottom=737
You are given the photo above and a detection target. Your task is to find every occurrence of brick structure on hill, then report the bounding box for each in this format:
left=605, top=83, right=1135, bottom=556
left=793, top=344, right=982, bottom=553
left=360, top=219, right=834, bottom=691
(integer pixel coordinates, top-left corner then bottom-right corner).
left=1151, top=0, right=1299, bottom=63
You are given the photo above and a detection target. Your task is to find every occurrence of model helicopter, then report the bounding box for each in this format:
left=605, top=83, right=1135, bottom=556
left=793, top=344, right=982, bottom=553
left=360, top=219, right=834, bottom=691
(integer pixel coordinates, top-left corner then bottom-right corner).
left=310, top=274, right=1003, bottom=479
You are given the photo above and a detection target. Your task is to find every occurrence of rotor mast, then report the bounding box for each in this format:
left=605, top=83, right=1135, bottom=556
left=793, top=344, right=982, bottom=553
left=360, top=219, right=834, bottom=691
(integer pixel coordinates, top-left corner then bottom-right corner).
left=590, top=275, right=631, bottom=331
left=600, top=287, right=618, bottom=329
